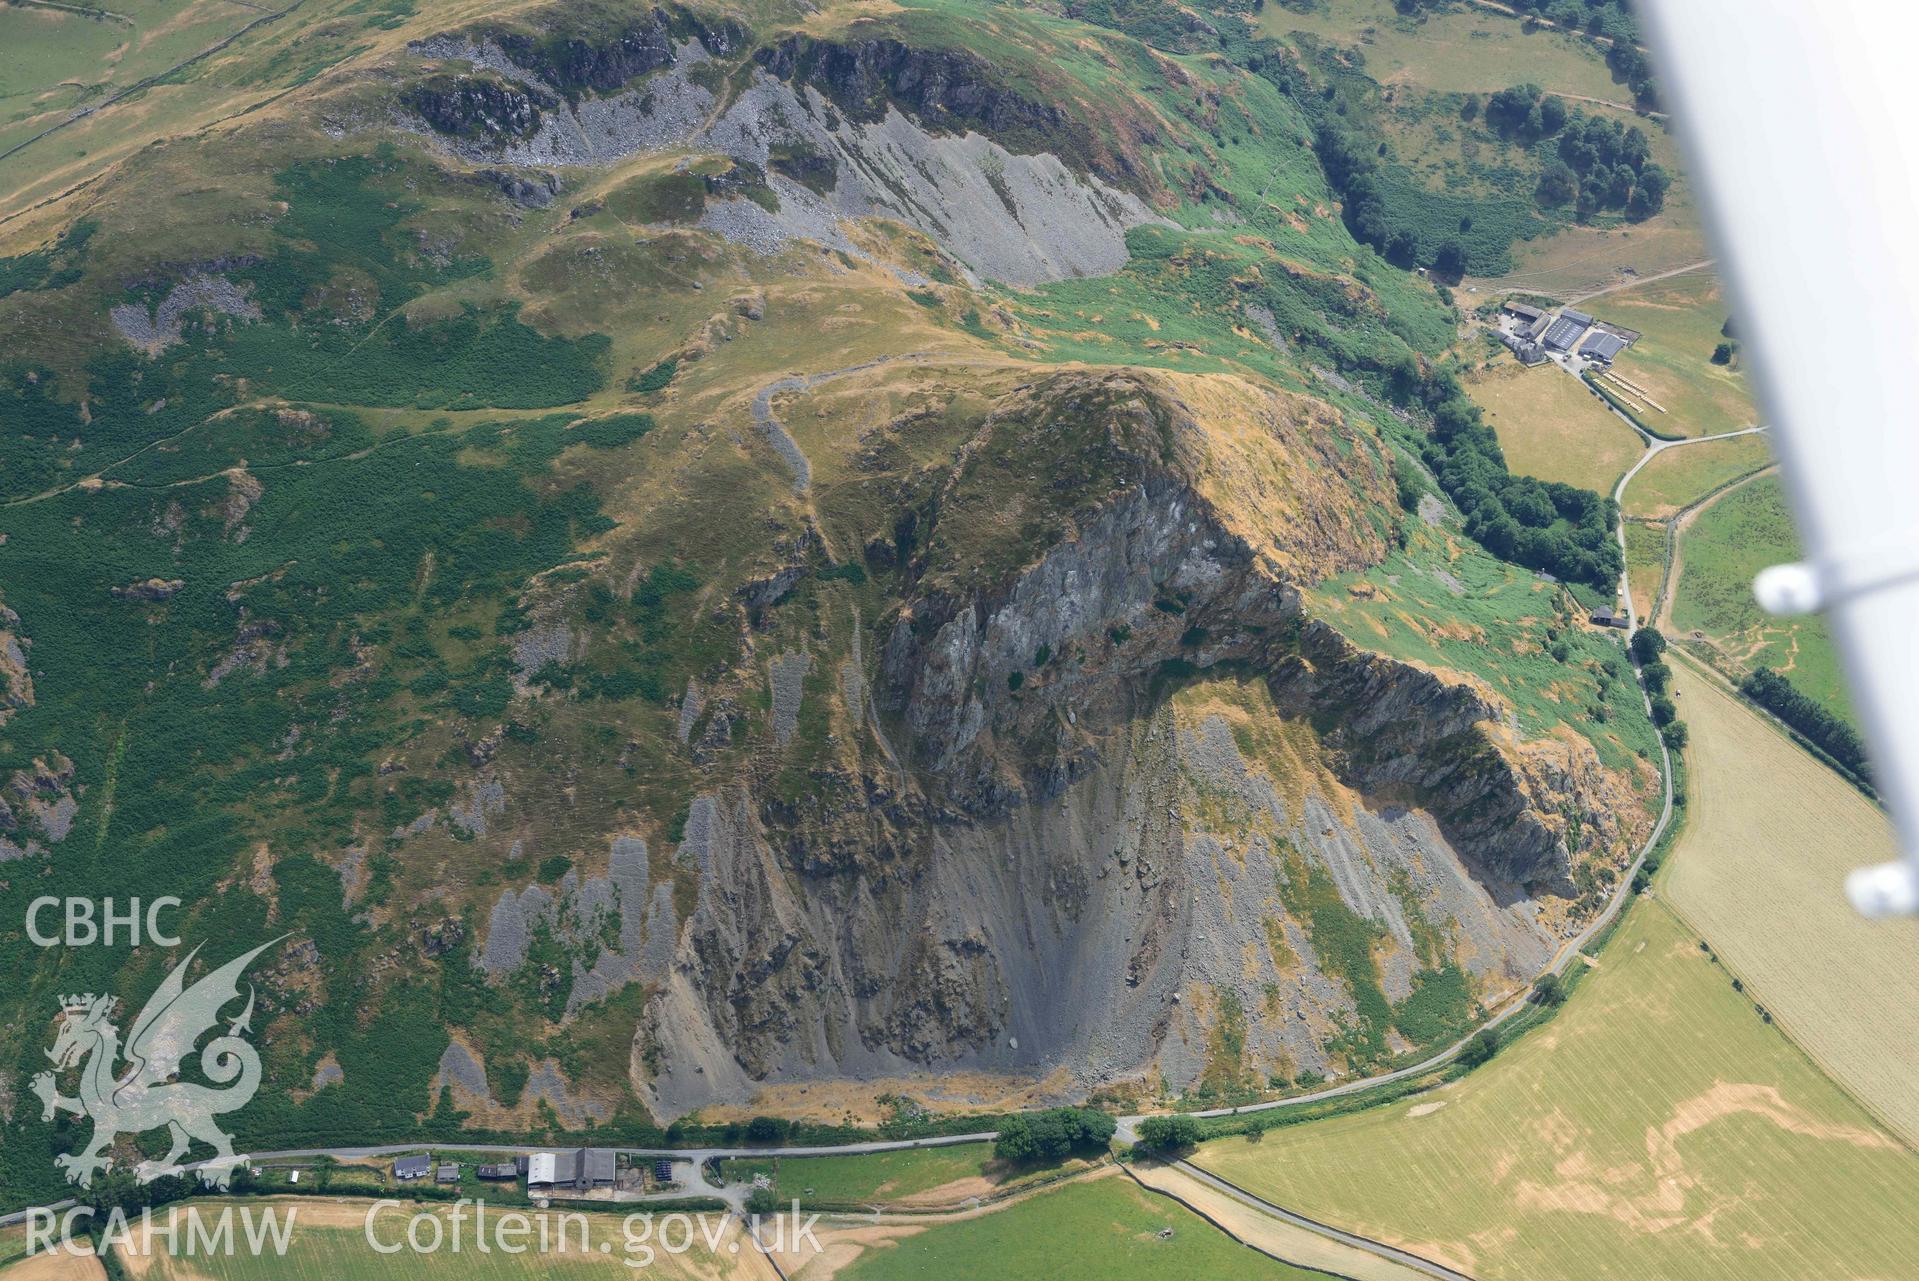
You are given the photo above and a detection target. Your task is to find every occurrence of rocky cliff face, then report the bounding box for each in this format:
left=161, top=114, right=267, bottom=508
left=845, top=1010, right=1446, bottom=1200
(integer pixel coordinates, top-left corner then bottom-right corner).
left=398, top=9, right=1163, bottom=286
left=628, top=369, right=1648, bottom=1116
left=0, top=0, right=1656, bottom=1138
left=403, top=73, right=556, bottom=141
left=755, top=35, right=1145, bottom=193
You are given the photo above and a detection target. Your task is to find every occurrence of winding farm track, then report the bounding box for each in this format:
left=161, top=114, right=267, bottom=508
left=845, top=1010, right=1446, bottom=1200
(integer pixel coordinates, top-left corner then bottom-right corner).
left=1610, top=424, right=1769, bottom=631
left=1647, top=463, right=1777, bottom=633
left=1565, top=257, right=1712, bottom=306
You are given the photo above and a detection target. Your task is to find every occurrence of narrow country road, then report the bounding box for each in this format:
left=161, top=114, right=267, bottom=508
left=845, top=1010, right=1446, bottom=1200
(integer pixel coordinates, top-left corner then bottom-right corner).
left=1611, top=424, right=1768, bottom=631
left=237, top=1131, right=1002, bottom=1211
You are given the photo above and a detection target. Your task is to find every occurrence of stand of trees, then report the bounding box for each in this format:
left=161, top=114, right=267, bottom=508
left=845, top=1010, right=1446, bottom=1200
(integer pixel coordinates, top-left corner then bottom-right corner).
left=1741, top=668, right=1872, bottom=784
left=1485, top=83, right=1568, bottom=141
left=1132, top=1114, right=1202, bottom=1155
left=1551, top=113, right=1668, bottom=220
left=1482, top=87, right=1667, bottom=221
left=1423, top=377, right=1623, bottom=588
left=1605, top=35, right=1659, bottom=109
left=1314, top=120, right=1400, bottom=261
left=992, top=1108, right=1117, bottom=1164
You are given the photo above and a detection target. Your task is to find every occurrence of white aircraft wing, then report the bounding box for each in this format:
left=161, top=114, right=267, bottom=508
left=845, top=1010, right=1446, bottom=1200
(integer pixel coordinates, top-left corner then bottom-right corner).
left=1639, top=1, right=1919, bottom=913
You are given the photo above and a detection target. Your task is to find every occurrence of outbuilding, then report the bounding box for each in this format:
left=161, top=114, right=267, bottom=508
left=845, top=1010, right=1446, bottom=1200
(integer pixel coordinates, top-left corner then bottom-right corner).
left=1580, top=330, right=1630, bottom=363
left=528, top=1148, right=617, bottom=1194
left=1543, top=314, right=1590, bottom=351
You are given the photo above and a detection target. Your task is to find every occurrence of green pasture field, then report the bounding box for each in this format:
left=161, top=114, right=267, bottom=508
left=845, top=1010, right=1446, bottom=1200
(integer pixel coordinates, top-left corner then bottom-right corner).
left=1619, top=433, right=1772, bottom=520
left=1257, top=0, right=1628, bottom=99
left=719, top=1142, right=997, bottom=1207
left=1621, top=518, right=1664, bottom=622
left=1670, top=472, right=1848, bottom=718
left=0, top=0, right=421, bottom=219
left=1194, top=898, right=1919, bottom=1281
left=0, top=0, right=257, bottom=153
left=834, top=1173, right=1327, bottom=1281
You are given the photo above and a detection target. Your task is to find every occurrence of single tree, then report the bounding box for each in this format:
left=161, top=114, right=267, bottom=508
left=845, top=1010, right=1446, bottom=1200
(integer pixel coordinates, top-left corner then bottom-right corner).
left=1460, top=1028, right=1501, bottom=1067
left=1536, top=160, right=1580, bottom=206
left=1630, top=626, right=1667, bottom=665
left=1386, top=227, right=1422, bottom=266
left=1538, top=94, right=1569, bottom=135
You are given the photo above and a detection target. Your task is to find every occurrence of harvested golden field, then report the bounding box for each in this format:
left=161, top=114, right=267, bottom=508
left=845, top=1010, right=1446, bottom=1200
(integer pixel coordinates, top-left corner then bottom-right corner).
left=1662, top=659, right=1916, bottom=1142
left=0, top=1221, right=104, bottom=1281
left=1468, top=360, right=1643, bottom=492
left=0, top=1251, right=105, bottom=1281
left=1192, top=896, right=1919, bottom=1281
left=1621, top=433, right=1773, bottom=519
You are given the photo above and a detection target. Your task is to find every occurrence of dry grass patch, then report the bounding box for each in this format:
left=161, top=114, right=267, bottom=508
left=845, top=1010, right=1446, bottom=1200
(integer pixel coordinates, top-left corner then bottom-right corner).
left=1478, top=218, right=1711, bottom=300
left=1602, top=271, right=1759, bottom=438
left=1466, top=360, right=1644, bottom=491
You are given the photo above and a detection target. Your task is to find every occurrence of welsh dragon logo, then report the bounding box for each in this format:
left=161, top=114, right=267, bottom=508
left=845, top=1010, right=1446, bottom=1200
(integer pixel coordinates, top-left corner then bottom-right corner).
left=31, top=939, right=280, bottom=1189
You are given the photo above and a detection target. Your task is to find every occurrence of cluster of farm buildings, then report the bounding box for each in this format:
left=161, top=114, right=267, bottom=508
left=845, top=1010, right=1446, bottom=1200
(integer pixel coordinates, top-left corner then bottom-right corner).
left=1498, top=298, right=1675, bottom=423
left=390, top=1148, right=679, bottom=1199
left=1497, top=301, right=1637, bottom=367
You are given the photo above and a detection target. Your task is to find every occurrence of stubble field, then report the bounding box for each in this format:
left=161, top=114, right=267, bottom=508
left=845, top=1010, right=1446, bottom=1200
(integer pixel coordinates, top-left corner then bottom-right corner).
left=1661, top=659, right=1915, bottom=1143
left=1192, top=895, right=1919, bottom=1281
